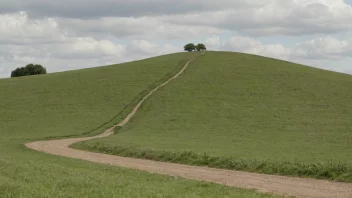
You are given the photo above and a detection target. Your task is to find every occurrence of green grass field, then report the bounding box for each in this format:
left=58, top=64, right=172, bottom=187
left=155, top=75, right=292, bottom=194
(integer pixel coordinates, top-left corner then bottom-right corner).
left=75, top=51, right=352, bottom=182
left=0, top=52, right=278, bottom=197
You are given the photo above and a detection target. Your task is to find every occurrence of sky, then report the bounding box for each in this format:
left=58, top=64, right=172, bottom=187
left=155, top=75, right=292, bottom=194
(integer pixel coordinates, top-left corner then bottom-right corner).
left=0, top=0, right=352, bottom=78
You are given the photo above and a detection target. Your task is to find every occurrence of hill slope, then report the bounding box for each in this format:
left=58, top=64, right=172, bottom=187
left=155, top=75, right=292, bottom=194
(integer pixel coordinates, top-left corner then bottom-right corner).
left=0, top=53, right=192, bottom=139
left=76, top=51, right=352, bottom=181
left=0, top=52, right=276, bottom=197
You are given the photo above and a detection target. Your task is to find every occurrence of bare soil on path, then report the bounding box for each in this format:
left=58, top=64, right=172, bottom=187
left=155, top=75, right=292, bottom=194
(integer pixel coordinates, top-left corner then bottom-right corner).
left=26, top=55, right=352, bottom=198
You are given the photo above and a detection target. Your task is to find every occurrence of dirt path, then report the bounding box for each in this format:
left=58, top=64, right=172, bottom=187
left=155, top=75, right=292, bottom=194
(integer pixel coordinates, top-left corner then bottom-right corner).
left=26, top=55, right=352, bottom=198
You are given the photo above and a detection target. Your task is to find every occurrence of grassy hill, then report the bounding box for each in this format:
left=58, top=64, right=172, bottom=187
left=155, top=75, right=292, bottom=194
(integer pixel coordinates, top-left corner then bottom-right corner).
left=75, top=51, right=352, bottom=182
left=0, top=52, right=277, bottom=197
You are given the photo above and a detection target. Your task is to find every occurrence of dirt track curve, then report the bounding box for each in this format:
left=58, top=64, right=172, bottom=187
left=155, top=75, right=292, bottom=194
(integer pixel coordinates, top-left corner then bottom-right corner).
left=26, top=54, right=352, bottom=198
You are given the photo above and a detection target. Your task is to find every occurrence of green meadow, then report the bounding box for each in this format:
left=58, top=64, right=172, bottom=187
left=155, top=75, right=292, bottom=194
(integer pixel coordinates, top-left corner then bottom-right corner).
left=75, top=51, right=352, bottom=182
left=0, top=52, right=278, bottom=197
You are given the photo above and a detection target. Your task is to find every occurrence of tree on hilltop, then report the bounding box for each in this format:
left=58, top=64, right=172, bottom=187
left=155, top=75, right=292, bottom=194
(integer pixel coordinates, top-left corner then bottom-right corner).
left=184, top=43, right=196, bottom=52
left=196, top=43, right=207, bottom=51
left=11, top=64, right=47, bottom=78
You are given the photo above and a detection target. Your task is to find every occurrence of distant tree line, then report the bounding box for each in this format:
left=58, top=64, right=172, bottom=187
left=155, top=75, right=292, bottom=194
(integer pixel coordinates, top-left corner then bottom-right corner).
left=11, top=64, right=47, bottom=78
left=184, top=43, right=207, bottom=52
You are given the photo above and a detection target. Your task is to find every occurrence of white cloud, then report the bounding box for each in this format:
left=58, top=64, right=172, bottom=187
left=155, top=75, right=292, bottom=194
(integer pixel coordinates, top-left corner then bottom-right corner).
left=206, top=35, right=352, bottom=61
left=0, top=12, right=186, bottom=78
left=204, top=35, right=352, bottom=74
left=0, top=0, right=267, bottom=18
left=224, top=36, right=262, bottom=51
left=293, top=36, right=352, bottom=59
left=58, top=17, right=223, bottom=40
left=0, top=12, right=184, bottom=78
left=0, top=12, right=66, bottom=44
left=1, top=1, right=352, bottom=78
left=58, top=38, right=126, bottom=59
left=216, top=36, right=291, bottom=59
left=0, top=38, right=180, bottom=78
left=163, top=0, right=352, bottom=35
left=126, top=40, right=180, bottom=60
left=205, top=36, right=221, bottom=50
left=246, top=44, right=291, bottom=60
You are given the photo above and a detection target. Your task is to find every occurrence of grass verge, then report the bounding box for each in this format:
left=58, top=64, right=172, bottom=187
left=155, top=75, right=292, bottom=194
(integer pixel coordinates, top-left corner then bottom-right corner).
left=73, top=142, right=352, bottom=183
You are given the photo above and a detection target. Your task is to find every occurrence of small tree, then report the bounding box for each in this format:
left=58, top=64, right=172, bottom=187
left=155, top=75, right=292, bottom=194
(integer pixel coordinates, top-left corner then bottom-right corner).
left=184, top=43, right=196, bottom=52
left=196, top=43, right=207, bottom=51
left=11, top=64, right=47, bottom=78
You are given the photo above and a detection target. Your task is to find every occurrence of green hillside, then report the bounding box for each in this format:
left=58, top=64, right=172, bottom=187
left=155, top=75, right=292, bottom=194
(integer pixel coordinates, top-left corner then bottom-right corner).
left=0, top=52, right=276, bottom=197
left=75, top=51, right=352, bottom=182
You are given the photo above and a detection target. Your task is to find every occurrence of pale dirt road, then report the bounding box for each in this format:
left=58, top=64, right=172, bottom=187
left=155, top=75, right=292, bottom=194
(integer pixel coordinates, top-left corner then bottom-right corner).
left=26, top=55, right=352, bottom=198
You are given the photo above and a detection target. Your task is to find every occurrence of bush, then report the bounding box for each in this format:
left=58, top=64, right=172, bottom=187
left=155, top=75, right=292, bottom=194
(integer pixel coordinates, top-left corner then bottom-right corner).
left=11, top=64, right=47, bottom=78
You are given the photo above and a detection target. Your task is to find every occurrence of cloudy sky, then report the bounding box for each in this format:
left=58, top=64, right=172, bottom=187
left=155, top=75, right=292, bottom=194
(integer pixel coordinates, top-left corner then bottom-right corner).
left=1, top=0, right=352, bottom=78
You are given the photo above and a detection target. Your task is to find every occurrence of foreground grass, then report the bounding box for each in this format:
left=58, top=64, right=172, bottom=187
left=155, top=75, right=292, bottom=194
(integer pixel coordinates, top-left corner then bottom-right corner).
left=0, top=52, right=278, bottom=197
left=1, top=143, right=278, bottom=198
left=75, top=51, right=352, bottom=182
